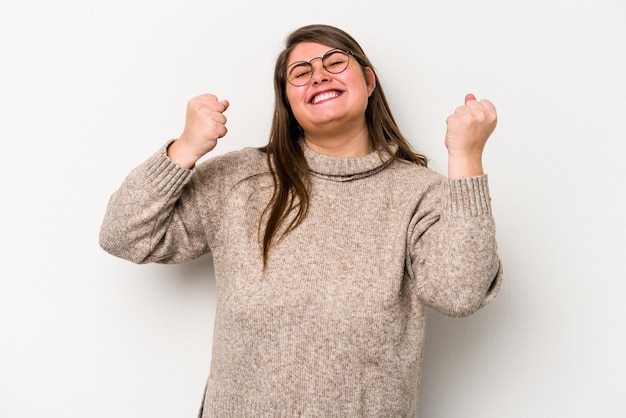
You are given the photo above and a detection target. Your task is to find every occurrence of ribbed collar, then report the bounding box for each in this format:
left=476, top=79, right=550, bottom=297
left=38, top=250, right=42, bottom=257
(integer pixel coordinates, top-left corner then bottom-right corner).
left=302, top=141, right=397, bottom=182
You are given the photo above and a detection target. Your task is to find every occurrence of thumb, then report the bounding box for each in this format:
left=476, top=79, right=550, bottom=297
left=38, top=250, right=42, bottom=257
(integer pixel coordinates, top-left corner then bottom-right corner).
left=219, top=99, right=230, bottom=111
left=465, top=93, right=476, bottom=104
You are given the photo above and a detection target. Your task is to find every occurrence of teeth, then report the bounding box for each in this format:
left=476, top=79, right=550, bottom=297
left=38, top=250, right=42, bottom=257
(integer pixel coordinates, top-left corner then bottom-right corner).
left=312, top=91, right=339, bottom=104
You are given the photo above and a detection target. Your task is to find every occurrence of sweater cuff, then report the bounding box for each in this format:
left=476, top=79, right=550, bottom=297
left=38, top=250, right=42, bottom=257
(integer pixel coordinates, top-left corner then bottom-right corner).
left=445, top=175, right=492, bottom=217
left=141, top=140, right=193, bottom=196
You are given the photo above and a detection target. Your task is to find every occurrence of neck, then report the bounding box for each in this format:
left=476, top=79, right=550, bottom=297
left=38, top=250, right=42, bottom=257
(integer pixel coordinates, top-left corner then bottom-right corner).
left=304, top=125, right=373, bottom=157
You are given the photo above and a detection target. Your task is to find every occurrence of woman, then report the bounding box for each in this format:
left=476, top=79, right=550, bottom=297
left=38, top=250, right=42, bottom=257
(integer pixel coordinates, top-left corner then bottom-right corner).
left=100, top=24, right=502, bottom=417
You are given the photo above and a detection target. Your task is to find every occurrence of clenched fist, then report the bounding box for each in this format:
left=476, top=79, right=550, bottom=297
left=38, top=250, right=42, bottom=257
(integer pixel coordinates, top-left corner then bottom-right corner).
left=167, top=94, right=230, bottom=169
left=445, top=94, right=497, bottom=179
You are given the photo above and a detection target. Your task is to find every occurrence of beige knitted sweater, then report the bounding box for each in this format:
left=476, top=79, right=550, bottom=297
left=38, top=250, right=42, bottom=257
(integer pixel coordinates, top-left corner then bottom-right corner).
left=100, top=141, right=502, bottom=417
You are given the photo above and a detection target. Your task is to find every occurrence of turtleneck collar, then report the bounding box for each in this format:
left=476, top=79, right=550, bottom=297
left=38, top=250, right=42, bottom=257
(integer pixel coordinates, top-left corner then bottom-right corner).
left=301, top=141, right=398, bottom=182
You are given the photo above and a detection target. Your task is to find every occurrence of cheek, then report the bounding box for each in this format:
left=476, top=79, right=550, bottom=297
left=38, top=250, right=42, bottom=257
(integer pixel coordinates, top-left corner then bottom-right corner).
left=285, top=85, right=303, bottom=106
left=285, top=89, right=307, bottom=121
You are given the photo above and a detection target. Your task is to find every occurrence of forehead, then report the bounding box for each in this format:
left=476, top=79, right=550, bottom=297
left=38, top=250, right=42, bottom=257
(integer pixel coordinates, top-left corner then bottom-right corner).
left=287, top=42, right=335, bottom=64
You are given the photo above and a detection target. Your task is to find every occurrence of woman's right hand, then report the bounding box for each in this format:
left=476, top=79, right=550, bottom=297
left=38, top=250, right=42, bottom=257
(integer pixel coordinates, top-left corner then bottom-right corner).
left=167, top=94, right=230, bottom=169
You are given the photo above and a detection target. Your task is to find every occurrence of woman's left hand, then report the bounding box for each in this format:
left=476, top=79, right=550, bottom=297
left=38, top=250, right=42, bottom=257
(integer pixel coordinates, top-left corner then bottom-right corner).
left=445, top=94, right=497, bottom=178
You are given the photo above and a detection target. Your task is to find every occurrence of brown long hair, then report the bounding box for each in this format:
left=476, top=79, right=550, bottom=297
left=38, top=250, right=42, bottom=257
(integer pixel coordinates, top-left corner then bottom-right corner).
left=260, top=24, right=427, bottom=266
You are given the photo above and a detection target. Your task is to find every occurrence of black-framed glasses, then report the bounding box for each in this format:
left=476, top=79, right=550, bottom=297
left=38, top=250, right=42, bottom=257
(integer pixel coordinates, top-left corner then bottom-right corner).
left=285, top=49, right=352, bottom=87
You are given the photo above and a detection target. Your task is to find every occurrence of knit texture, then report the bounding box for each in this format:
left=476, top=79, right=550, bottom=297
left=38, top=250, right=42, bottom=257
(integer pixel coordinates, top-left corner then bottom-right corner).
left=100, top=141, right=503, bottom=417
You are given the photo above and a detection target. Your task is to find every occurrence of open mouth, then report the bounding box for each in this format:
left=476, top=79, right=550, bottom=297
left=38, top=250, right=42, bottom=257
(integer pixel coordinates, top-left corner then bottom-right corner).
left=310, top=90, right=342, bottom=104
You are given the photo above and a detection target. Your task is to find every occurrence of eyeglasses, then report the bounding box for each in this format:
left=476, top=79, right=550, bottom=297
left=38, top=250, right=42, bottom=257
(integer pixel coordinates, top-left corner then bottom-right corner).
left=285, top=49, right=352, bottom=87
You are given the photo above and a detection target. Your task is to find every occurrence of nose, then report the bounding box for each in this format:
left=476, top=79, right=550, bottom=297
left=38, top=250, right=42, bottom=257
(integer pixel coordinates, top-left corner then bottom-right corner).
left=310, top=58, right=331, bottom=84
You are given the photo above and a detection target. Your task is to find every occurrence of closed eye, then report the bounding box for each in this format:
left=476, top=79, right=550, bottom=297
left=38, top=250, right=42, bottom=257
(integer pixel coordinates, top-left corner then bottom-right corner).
left=288, top=63, right=312, bottom=79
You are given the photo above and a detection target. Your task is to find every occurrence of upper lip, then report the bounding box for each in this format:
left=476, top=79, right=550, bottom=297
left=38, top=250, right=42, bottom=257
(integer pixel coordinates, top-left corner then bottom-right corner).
left=308, top=88, right=344, bottom=104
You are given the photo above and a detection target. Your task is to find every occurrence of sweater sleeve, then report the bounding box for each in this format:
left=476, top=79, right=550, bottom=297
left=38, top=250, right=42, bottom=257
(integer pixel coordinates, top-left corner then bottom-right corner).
left=99, top=143, right=210, bottom=264
left=406, top=175, right=503, bottom=317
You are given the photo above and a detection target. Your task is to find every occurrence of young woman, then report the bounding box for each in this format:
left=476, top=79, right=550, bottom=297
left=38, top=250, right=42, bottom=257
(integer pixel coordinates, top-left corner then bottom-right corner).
left=100, top=24, right=502, bottom=417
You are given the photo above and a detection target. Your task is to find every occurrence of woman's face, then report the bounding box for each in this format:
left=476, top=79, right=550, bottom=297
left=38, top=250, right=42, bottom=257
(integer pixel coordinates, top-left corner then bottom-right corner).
left=285, top=42, right=375, bottom=139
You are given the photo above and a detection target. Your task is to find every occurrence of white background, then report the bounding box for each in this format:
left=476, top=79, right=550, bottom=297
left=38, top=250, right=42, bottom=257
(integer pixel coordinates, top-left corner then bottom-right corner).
left=1, top=0, right=625, bottom=417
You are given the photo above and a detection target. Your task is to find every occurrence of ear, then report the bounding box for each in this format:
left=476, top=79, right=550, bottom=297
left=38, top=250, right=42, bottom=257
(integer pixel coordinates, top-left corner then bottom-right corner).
left=365, top=67, right=376, bottom=97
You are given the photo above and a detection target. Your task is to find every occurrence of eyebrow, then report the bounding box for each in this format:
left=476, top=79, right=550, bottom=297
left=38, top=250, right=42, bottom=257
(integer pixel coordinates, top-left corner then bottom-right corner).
left=286, top=48, right=338, bottom=69
left=286, top=62, right=311, bottom=76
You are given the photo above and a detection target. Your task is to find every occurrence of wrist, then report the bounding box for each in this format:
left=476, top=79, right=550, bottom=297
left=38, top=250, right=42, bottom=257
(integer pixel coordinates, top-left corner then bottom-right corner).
left=166, top=139, right=202, bottom=169
left=447, top=154, right=483, bottom=179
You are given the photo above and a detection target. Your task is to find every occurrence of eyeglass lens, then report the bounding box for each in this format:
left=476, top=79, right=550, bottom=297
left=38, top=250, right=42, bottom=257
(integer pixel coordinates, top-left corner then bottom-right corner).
left=286, top=50, right=350, bottom=86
